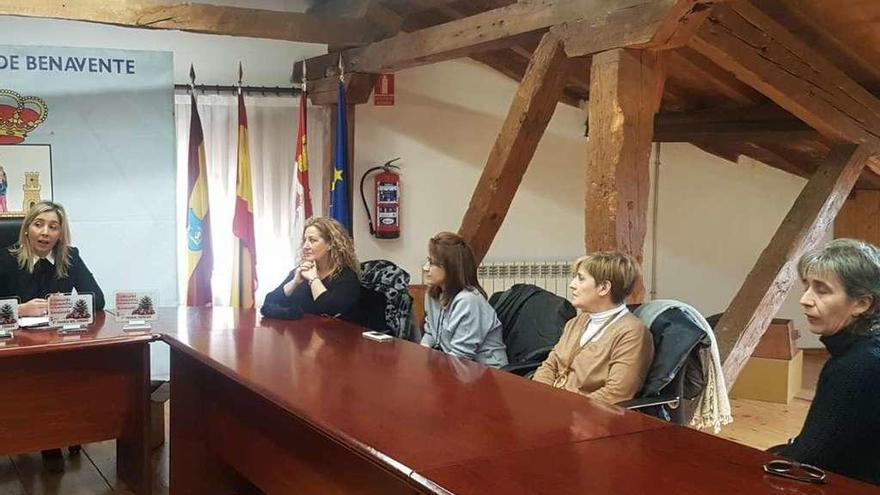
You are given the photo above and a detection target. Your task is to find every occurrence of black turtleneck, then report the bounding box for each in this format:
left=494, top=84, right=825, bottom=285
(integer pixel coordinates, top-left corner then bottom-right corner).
left=780, top=326, right=880, bottom=485
left=0, top=247, right=105, bottom=311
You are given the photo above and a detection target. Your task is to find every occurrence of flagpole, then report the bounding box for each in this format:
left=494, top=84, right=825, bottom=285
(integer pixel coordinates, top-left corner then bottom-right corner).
left=238, top=61, right=243, bottom=96
left=338, top=53, right=345, bottom=84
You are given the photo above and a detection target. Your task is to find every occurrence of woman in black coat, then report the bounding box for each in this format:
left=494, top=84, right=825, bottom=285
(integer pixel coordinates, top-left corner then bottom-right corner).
left=0, top=201, right=104, bottom=316
left=779, top=238, right=880, bottom=485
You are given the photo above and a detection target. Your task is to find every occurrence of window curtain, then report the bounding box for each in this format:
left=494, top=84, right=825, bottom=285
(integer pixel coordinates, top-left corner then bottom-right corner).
left=174, top=93, right=324, bottom=305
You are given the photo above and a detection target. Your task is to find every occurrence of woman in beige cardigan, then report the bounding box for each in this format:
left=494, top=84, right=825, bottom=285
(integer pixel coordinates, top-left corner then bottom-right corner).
left=533, top=251, right=654, bottom=404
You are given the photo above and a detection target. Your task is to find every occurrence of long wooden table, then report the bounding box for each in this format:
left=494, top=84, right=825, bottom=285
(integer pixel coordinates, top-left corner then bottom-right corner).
left=0, top=310, right=155, bottom=495
left=158, top=307, right=880, bottom=495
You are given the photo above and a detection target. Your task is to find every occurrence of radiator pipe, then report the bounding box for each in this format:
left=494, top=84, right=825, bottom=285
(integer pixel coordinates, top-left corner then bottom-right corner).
left=650, top=142, right=661, bottom=300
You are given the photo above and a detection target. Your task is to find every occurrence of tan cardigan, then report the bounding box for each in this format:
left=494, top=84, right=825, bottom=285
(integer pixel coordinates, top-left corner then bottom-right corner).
left=533, top=312, right=654, bottom=404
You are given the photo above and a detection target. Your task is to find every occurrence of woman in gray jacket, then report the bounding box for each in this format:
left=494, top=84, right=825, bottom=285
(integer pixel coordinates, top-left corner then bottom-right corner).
left=420, top=232, right=508, bottom=368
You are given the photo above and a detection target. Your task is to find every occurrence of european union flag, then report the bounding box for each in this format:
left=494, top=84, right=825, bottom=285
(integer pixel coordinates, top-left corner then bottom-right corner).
left=329, top=81, right=351, bottom=233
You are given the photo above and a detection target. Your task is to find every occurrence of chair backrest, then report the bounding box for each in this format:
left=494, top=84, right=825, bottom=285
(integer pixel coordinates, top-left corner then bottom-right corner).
left=631, top=305, right=710, bottom=424
left=0, top=217, right=22, bottom=249
left=638, top=307, right=708, bottom=398
left=489, top=284, right=575, bottom=365
left=359, top=260, right=414, bottom=340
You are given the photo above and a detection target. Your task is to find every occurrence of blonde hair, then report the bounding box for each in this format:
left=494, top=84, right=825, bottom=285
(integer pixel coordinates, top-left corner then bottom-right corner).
left=10, top=200, right=72, bottom=278
left=572, top=251, right=641, bottom=304
left=303, top=217, right=360, bottom=277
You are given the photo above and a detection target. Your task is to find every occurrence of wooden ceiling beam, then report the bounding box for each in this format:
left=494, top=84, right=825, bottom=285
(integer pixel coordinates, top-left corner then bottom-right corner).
left=0, top=0, right=385, bottom=46
left=584, top=104, right=816, bottom=142
left=667, top=47, right=762, bottom=105
left=294, top=0, right=696, bottom=81
left=758, top=0, right=880, bottom=86
left=690, top=2, right=880, bottom=146
left=306, top=73, right=378, bottom=106
left=555, top=0, right=718, bottom=57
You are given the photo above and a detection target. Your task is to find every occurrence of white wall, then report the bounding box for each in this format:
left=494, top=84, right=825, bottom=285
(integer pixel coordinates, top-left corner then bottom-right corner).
left=353, top=60, right=586, bottom=279
left=651, top=145, right=825, bottom=347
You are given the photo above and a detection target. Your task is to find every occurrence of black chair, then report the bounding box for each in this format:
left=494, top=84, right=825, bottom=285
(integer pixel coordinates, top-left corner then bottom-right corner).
left=489, top=284, right=575, bottom=377
left=358, top=260, right=415, bottom=340
left=618, top=306, right=709, bottom=425
left=0, top=216, right=22, bottom=248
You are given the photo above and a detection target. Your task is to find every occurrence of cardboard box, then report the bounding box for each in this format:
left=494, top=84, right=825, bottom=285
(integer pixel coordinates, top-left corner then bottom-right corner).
left=731, top=350, right=803, bottom=404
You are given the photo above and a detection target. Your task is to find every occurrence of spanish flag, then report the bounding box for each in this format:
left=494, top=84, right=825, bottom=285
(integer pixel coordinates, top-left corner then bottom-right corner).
left=185, top=93, right=213, bottom=306
left=231, top=93, right=257, bottom=308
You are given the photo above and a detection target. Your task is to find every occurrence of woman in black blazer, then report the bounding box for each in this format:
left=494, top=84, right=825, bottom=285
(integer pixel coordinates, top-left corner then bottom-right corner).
left=0, top=200, right=104, bottom=316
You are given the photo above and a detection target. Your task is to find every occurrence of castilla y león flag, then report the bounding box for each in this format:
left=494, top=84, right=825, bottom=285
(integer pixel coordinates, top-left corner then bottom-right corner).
left=293, top=90, right=313, bottom=236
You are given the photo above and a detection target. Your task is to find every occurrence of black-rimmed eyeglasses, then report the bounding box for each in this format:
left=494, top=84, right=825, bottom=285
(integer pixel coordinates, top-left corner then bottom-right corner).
left=763, top=460, right=827, bottom=484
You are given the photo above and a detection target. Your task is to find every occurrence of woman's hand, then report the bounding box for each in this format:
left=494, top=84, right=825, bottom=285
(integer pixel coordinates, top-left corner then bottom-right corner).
left=283, top=261, right=316, bottom=296
left=300, top=261, right=319, bottom=284
left=19, top=298, right=48, bottom=317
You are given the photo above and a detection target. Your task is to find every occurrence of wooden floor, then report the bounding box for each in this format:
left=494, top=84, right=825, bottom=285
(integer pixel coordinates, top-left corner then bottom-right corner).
left=0, top=353, right=827, bottom=494
left=717, top=349, right=826, bottom=451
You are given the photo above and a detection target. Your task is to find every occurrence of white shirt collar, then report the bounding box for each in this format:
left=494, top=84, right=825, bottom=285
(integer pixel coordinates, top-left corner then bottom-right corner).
left=32, top=252, right=55, bottom=265
left=589, top=303, right=627, bottom=321
left=580, top=303, right=629, bottom=346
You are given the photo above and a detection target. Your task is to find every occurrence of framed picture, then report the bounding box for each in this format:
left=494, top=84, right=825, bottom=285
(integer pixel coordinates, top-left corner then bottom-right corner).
left=0, top=144, right=53, bottom=217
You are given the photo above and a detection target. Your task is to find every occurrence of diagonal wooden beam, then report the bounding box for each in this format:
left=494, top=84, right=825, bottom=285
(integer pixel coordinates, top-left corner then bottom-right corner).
left=0, top=0, right=383, bottom=45
left=689, top=2, right=880, bottom=146
left=459, top=32, right=569, bottom=263
left=294, top=0, right=690, bottom=81
left=586, top=48, right=666, bottom=276
left=716, top=144, right=877, bottom=386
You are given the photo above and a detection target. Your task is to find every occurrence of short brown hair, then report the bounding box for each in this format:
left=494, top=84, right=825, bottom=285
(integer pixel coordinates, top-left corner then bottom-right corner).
left=427, top=232, right=485, bottom=303
left=572, top=251, right=641, bottom=304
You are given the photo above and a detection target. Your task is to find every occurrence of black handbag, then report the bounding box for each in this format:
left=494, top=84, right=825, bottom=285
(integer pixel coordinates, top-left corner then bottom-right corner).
left=260, top=302, right=304, bottom=321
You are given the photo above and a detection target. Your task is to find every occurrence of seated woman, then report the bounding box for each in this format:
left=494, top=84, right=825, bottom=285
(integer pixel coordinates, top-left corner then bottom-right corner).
left=0, top=200, right=105, bottom=316
left=264, top=217, right=361, bottom=320
left=533, top=251, right=653, bottom=404
left=0, top=200, right=102, bottom=470
left=777, top=238, right=880, bottom=485
left=420, top=232, right=508, bottom=368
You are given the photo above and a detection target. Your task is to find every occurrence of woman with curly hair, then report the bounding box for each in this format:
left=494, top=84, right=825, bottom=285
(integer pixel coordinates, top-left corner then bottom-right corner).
left=264, top=217, right=361, bottom=320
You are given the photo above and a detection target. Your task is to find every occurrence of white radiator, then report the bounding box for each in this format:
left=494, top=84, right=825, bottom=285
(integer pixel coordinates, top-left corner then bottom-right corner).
left=477, top=261, right=572, bottom=299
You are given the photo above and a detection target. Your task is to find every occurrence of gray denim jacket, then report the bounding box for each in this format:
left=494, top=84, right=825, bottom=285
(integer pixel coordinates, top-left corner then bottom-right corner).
left=420, top=288, right=508, bottom=368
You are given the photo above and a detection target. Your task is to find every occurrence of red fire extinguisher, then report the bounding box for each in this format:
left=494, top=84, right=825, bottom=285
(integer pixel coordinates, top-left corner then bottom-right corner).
left=360, top=158, right=401, bottom=239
